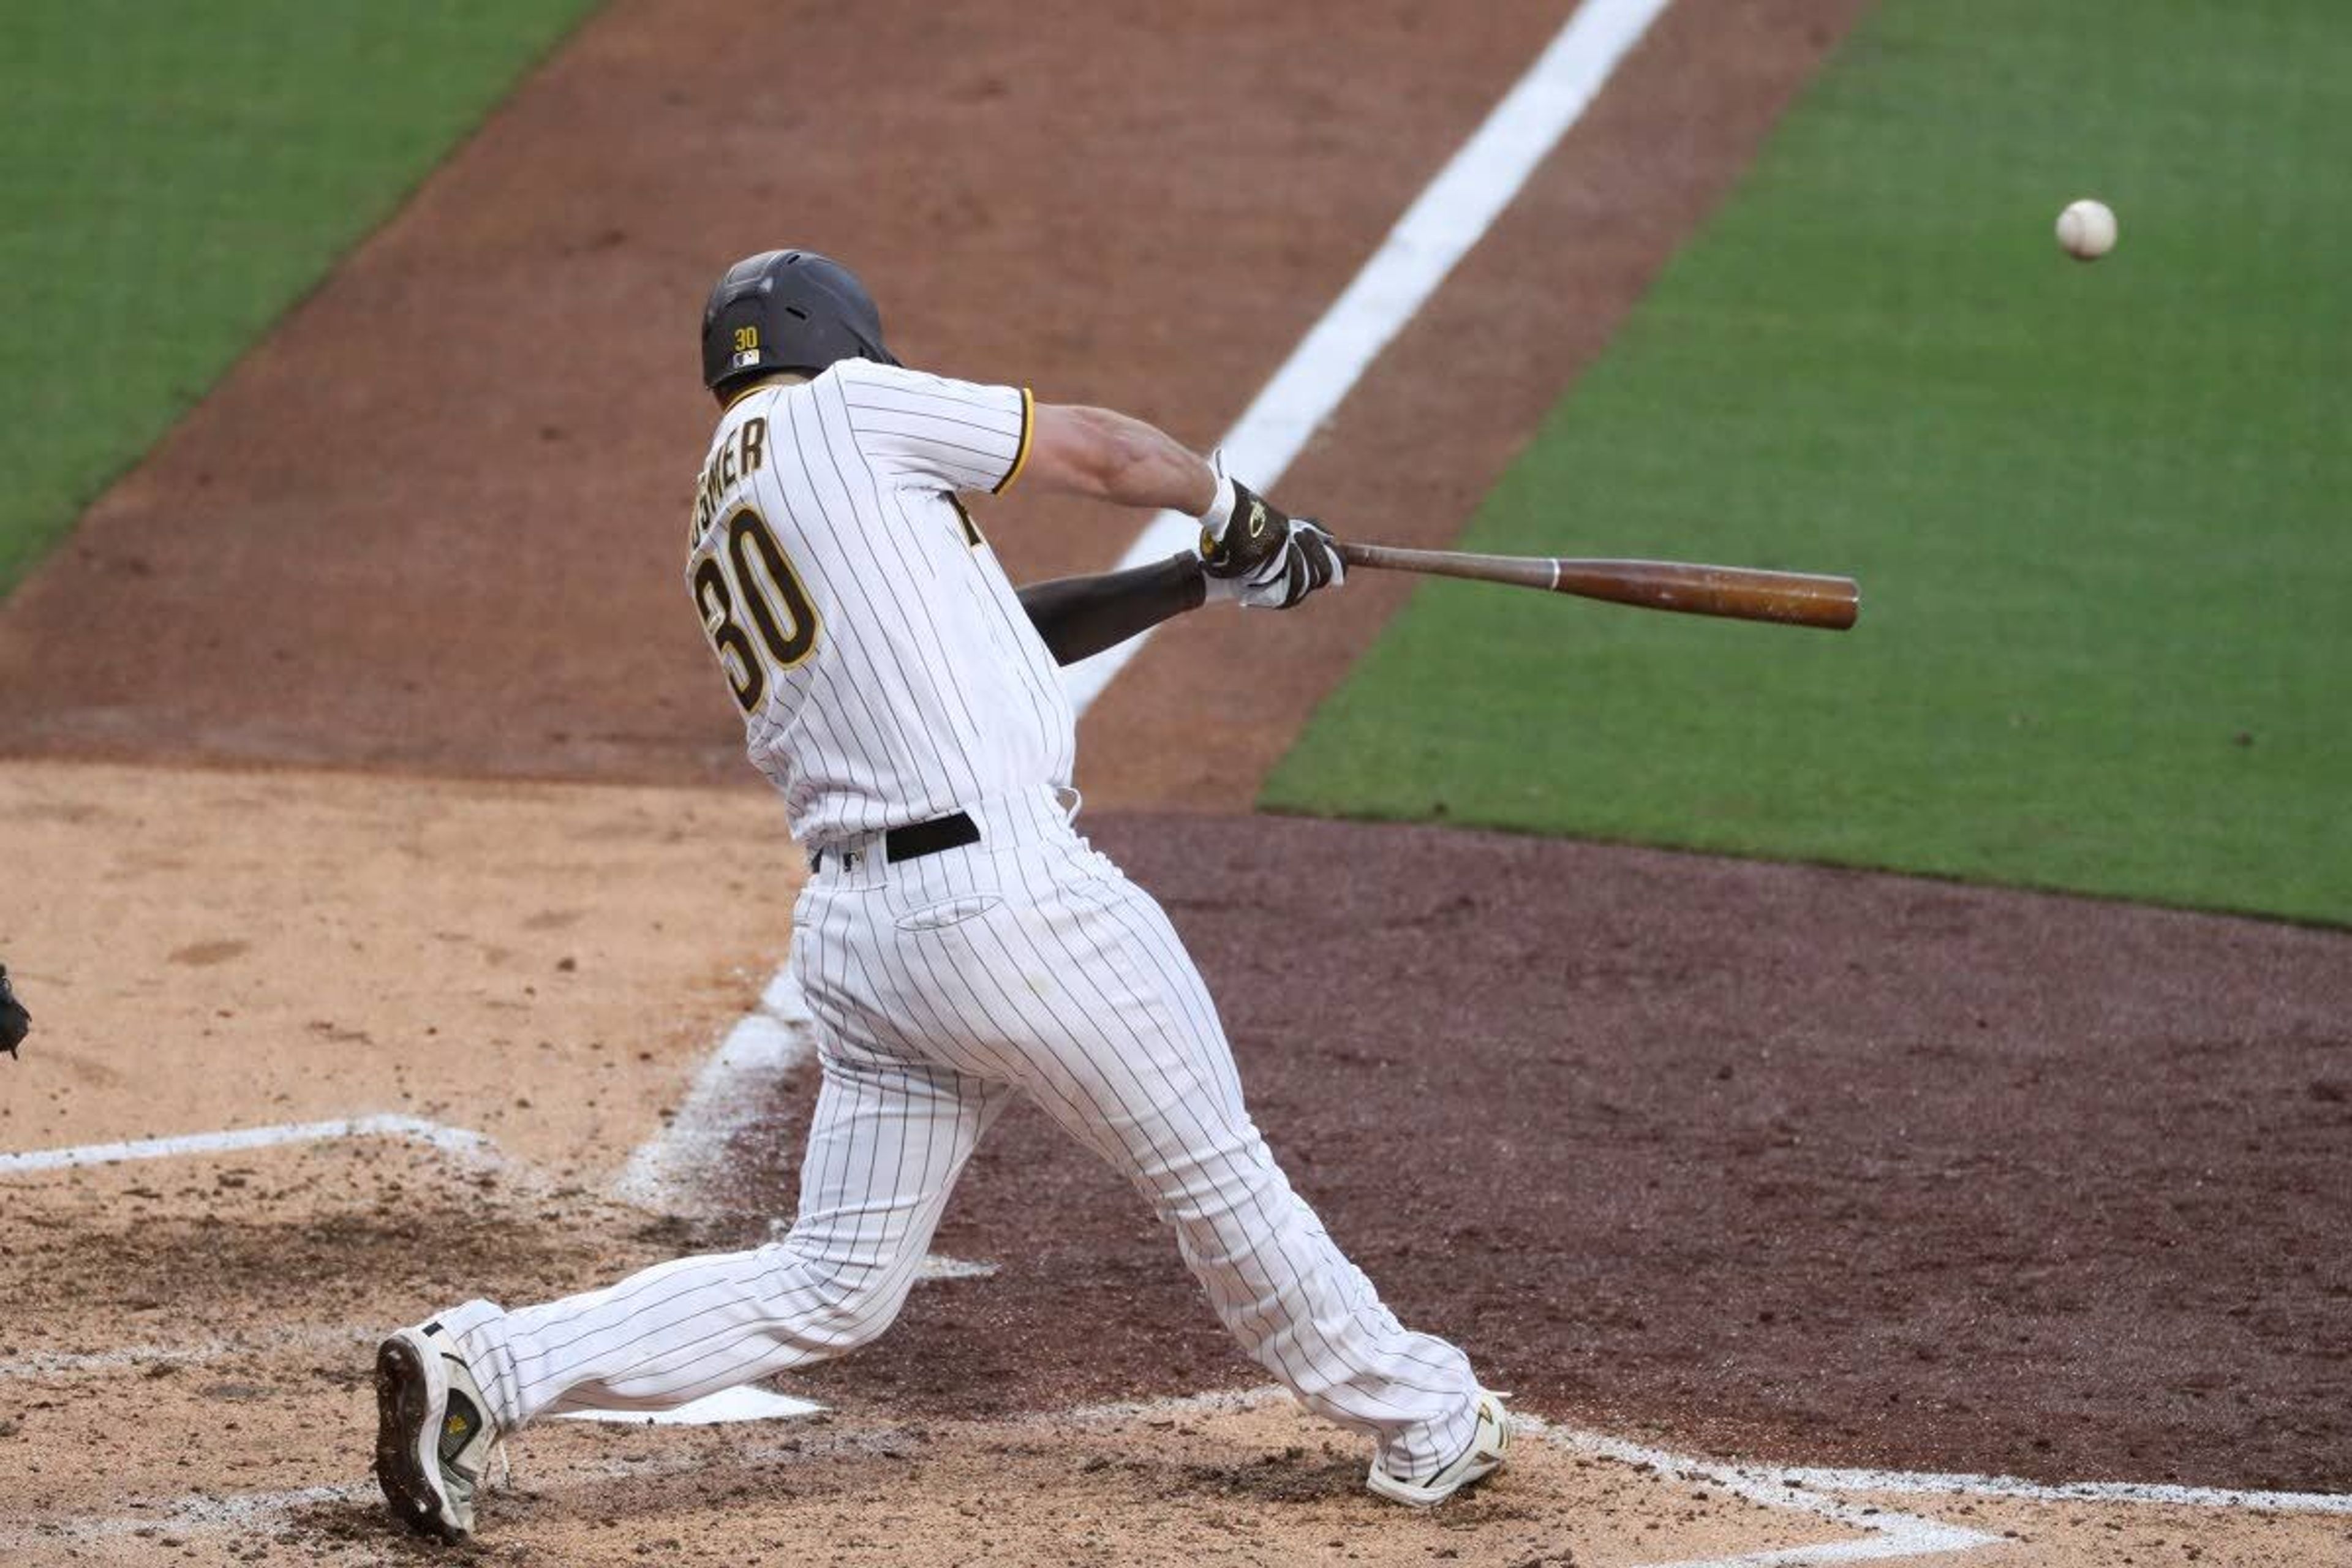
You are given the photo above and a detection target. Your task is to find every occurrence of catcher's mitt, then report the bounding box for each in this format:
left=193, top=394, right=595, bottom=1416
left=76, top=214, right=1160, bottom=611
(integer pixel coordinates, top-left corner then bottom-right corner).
left=0, top=964, right=28, bottom=1059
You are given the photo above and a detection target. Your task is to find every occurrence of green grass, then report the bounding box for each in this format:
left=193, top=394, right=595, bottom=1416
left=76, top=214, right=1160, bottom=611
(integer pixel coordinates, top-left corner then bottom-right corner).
left=1267, top=0, right=2352, bottom=924
left=0, top=0, right=597, bottom=594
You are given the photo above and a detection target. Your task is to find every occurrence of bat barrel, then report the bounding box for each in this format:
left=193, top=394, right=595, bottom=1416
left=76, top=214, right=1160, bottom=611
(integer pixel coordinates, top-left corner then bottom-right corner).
left=1335, top=542, right=1860, bottom=631
left=1552, top=559, right=1859, bottom=630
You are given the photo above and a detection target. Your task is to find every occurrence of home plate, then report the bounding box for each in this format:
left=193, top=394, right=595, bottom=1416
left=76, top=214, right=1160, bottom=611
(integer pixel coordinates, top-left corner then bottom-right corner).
left=556, top=1386, right=824, bottom=1426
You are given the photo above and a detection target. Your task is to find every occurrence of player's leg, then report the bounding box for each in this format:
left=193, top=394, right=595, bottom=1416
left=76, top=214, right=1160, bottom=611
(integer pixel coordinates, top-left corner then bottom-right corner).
left=432, top=1046, right=1008, bottom=1431
left=897, top=841, right=1488, bottom=1490
left=375, top=868, right=1016, bottom=1539
left=376, top=1039, right=1004, bottom=1538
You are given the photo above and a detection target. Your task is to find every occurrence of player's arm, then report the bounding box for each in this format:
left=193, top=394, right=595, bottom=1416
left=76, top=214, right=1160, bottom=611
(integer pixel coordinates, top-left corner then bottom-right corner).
left=1016, top=554, right=1208, bottom=666
left=1022, top=402, right=1344, bottom=611
left=837, top=366, right=1341, bottom=620
left=1022, top=404, right=1219, bottom=514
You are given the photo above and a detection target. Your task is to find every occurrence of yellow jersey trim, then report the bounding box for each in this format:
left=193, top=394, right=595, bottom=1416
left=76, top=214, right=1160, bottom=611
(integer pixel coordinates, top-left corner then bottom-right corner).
left=993, top=386, right=1035, bottom=496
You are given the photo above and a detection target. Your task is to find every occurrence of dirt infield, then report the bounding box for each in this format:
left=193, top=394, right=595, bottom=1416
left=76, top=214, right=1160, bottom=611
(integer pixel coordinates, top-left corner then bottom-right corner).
left=6, top=0, right=2349, bottom=1563
left=0, top=762, right=795, bottom=1170
left=701, top=813, right=2352, bottom=1494
left=6, top=774, right=2346, bottom=1564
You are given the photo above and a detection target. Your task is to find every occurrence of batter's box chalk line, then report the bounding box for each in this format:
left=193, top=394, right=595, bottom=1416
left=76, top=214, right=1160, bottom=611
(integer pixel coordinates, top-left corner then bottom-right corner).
left=0, top=1421, right=889, bottom=1549
left=0, top=1321, right=374, bottom=1382
left=0, top=1112, right=500, bottom=1175
left=1532, top=1418, right=2352, bottom=1567
left=6, top=1384, right=2343, bottom=1552
left=1063, top=1390, right=2351, bottom=1565
left=1542, top=1420, right=1998, bottom=1567
left=1061, top=1390, right=1985, bottom=1566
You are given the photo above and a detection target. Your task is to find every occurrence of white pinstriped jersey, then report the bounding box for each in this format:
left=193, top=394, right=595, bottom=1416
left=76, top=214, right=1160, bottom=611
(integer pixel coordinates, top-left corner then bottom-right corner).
left=685, top=360, right=1071, bottom=844
left=433, top=363, right=1487, bottom=1492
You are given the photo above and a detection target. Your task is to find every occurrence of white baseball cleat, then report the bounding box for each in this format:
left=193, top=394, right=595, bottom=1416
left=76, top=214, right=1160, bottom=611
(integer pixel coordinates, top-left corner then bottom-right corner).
left=374, top=1321, right=501, bottom=1539
left=1366, top=1389, right=1512, bottom=1507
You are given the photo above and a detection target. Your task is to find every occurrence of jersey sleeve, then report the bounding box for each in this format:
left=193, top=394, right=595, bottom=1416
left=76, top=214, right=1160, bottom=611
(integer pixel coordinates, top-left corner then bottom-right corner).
left=835, top=360, right=1033, bottom=496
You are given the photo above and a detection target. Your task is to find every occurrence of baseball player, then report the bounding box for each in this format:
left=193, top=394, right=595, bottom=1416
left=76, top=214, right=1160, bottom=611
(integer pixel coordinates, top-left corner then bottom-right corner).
left=374, top=250, right=1507, bottom=1539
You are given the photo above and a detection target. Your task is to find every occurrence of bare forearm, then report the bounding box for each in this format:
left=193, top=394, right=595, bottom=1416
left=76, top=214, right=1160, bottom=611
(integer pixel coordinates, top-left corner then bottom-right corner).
left=1025, top=404, right=1218, bottom=514
left=1006, top=395, right=1347, bottom=620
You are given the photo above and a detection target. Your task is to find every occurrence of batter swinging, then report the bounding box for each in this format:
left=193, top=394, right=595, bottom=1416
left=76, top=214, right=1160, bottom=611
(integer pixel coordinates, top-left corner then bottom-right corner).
left=374, top=249, right=1507, bottom=1539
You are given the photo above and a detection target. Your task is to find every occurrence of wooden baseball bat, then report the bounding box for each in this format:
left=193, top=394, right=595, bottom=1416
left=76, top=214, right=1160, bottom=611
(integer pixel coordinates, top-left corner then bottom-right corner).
left=1333, top=541, right=1859, bottom=631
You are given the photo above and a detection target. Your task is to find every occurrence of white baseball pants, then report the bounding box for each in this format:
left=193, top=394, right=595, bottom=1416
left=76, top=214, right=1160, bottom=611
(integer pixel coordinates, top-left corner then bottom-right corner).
left=435, top=789, right=1482, bottom=1480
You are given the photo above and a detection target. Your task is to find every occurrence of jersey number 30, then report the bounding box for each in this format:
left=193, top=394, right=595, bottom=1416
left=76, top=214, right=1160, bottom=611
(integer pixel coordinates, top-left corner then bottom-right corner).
left=693, top=505, right=819, bottom=713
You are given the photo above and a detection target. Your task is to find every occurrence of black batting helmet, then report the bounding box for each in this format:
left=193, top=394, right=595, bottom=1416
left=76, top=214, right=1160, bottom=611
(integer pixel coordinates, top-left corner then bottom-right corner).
left=701, top=249, right=899, bottom=395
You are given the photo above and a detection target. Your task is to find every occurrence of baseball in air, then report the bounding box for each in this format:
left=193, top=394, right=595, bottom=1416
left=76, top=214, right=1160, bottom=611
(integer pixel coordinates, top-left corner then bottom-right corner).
left=2056, top=198, right=2117, bottom=261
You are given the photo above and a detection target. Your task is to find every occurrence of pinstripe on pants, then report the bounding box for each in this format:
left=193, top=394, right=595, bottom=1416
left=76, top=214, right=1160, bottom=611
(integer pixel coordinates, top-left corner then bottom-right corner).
left=436, top=790, right=1480, bottom=1481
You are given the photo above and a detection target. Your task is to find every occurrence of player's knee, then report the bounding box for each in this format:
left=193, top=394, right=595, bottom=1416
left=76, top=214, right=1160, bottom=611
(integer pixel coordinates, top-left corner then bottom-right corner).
left=759, top=1243, right=917, bottom=1351
left=1134, top=1131, right=1287, bottom=1231
left=815, top=1287, right=911, bottom=1352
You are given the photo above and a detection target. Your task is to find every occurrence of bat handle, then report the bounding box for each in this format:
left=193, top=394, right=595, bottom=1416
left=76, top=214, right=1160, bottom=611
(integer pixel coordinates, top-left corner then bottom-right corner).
left=1336, top=540, right=1559, bottom=592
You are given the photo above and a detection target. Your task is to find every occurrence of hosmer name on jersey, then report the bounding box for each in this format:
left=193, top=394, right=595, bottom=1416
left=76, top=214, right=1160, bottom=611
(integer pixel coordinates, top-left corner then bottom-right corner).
left=684, top=361, right=1066, bottom=845
left=690, top=415, right=768, bottom=538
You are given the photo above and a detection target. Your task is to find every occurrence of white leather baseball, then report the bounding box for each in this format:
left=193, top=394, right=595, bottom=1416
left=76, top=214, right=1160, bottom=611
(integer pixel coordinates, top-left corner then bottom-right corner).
left=2057, top=198, right=2117, bottom=262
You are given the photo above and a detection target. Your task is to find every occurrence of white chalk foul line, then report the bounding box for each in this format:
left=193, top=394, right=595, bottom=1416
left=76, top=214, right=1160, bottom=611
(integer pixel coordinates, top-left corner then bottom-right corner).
left=1541, top=1423, right=1998, bottom=1567
left=18, top=1384, right=2349, bottom=1551
left=625, top=0, right=1675, bottom=1221
left=1070, top=1394, right=1988, bottom=1566
left=0, top=1113, right=497, bottom=1175
left=1771, top=1462, right=2352, bottom=1517
left=1064, top=1392, right=2350, bottom=1564
left=1060, top=0, right=1675, bottom=711
left=0, top=1322, right=372, bottom=1381
left=0, top=1420, right=925, bottom=1548
left=1545, top=1428, right=2352, bottom=1565
left=3, top=1482, right=379, bottom=1545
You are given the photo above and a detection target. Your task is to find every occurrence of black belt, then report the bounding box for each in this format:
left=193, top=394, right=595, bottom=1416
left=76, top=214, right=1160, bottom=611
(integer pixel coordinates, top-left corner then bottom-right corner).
left=810, top=810, right=980, bottom=873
